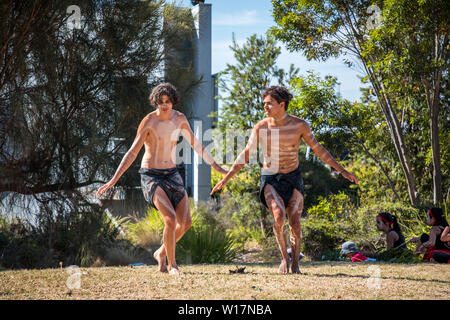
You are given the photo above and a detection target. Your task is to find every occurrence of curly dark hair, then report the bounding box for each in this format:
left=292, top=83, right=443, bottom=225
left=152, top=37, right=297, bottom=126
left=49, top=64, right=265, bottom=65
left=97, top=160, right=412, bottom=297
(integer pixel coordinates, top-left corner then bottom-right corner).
left=149, top=82, right=180, bottom=107
left=261, top=86, right=293, bottom=110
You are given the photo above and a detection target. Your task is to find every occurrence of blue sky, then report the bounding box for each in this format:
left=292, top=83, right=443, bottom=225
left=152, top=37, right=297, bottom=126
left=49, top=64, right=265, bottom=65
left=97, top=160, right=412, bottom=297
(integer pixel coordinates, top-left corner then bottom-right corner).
left=176, top=0, right=366, bottom=102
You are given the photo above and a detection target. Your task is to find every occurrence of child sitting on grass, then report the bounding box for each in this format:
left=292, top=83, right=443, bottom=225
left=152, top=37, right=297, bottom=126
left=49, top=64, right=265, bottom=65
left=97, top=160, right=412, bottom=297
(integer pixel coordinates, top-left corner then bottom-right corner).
left=340, top=241, right=376, bottom=262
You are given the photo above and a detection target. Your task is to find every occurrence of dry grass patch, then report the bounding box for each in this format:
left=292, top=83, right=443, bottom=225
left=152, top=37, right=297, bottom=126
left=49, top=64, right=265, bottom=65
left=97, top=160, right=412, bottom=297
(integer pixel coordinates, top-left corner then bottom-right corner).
left=0, top=262, right=448, bottom=300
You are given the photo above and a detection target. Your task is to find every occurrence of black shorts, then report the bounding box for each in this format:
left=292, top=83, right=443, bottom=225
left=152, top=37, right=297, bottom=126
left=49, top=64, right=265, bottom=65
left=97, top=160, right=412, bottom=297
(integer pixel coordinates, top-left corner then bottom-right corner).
left=259, top=165, right=305, bottom=209
left=139, top=167, right=186, bottom=211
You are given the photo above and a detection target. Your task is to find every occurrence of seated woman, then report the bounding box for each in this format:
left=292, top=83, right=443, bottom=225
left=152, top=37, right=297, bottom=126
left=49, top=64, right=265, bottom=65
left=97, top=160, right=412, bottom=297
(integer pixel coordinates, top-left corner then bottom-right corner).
left=411, top=207, right=450, bottom=263
left=376, top=212, right=407, bottom=251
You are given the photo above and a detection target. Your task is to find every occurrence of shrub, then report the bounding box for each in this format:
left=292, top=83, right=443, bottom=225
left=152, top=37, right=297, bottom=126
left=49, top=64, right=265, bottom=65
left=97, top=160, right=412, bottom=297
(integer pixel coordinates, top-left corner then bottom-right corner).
left=176, top=224, right=238, bottom=264
left=0, top=207, right=138, bottom=269
left=125, top=207, right=165, bottom=251
left=215, top=192, right=268, bottom=247
left=302, top=192, right=424, bottom=261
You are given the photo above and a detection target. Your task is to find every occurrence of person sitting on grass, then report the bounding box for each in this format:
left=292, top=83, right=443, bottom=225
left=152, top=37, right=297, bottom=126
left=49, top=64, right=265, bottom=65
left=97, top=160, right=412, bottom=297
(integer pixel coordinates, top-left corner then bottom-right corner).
left=433, top=226, right=450, bottom=263
left=376, top=212, right=407, bottom=252
left=340, top=241, right=376, bottom=262
left=411, top=207, right=450, bottom=263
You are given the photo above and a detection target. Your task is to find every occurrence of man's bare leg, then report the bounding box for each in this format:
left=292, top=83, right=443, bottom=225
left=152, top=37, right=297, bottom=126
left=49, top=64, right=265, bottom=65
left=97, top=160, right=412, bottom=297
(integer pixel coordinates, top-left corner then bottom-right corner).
left=286, top=189, right=303, bottom=274
left=264, top=184, right=289, bottom=274
left=152, top=187, right=181, bottom=275
left=153, top=193, right=191, bottom=273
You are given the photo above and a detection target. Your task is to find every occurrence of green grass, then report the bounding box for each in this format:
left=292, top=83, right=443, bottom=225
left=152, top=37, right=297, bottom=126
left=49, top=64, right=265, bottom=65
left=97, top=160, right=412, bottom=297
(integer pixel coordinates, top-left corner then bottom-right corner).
left=0, top=262, right=448, bottom=300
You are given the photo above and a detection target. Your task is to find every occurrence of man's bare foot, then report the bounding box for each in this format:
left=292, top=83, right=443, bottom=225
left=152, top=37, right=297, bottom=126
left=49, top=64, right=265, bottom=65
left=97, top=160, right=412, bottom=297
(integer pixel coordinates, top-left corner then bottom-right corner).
left=279, top=259, right=289, bottom=274
left=153, top=248, right=167, bottom=273
left=291, top=264, right=301, bottom=274
left=168, top=267, right=182, bottom=275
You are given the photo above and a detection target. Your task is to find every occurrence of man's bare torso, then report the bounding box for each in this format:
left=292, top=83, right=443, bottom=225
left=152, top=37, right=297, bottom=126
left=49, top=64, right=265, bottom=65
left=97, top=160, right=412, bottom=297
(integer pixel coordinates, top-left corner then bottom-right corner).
left=140, top=110, right=184, bottom=169
left=256, top=115, right=307, bottom=174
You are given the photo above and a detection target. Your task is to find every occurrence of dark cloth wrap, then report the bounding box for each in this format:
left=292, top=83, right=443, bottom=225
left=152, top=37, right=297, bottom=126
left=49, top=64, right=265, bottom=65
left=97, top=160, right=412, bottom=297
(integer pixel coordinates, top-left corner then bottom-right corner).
left=139, top=167, right=186, bottom=211
left=259, top=165, right=304, bottom=209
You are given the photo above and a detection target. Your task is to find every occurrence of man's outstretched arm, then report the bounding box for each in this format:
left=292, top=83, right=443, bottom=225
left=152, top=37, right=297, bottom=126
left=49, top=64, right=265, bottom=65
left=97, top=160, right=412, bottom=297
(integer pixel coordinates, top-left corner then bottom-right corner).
left=301, top=121, right=358, bottom=184
left=180, top=116, right=227, bottom=175
left=211, top=126, right=259, bottom=195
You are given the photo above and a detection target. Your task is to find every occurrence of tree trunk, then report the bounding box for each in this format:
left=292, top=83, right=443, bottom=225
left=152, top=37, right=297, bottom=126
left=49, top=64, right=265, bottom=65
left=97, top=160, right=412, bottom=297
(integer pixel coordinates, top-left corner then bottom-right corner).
left=430, top=110, right=442, bottom=205
left=372, top=78, right=420, bottom=206
left=341, top=7, right=419, bottom=205
left=424, top=70, right=443, bottom=206
left=426, top=32, right=445, bottom=206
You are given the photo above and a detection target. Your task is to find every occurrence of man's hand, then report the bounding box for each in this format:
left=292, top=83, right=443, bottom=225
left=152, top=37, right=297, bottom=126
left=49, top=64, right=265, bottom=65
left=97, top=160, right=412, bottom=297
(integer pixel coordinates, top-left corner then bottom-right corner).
left=96, top=179, right=117, bottom=197
left=210, top=176, right=231, bottom=195
left=341, top=170, right=359, bottom=184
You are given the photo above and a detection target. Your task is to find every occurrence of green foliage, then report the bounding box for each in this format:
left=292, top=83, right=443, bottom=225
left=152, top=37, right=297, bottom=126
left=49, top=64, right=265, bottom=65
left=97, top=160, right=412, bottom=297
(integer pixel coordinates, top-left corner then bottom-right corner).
left=298, top=147, right=355, bottom=211
left=176, top=201, right=240, bottom=264
left=126, top=207, right=165, bottom=249
left=376, top=247, right=420, bottom=264
left=215, top=192, right=267, bottom=247
left=211, top=164, right=261, bottom=196
left=176, top=225, right=238, bottom=264
left=302, top=191, right=426, bottom=261
left=0, top=207, right=140, bottom=269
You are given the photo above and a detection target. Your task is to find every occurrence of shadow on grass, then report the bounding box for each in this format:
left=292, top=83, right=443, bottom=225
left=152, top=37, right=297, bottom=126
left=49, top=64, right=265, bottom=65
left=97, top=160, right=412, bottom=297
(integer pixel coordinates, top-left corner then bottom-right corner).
left=181, top=261, right=450, bottom=285
left=306, top=271, right=450, bottom=285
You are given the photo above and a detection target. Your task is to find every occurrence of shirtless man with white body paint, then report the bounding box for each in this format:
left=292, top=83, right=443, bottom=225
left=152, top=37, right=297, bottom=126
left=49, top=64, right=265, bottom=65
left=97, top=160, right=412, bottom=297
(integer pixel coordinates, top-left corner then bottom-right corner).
left=211, top=86, right=358, bottom=274
left=97, top=83, right=227, bottom=275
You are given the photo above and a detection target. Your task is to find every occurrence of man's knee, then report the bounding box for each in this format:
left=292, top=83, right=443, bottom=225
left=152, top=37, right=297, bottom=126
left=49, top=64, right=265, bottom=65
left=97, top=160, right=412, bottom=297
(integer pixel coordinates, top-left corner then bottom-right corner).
left=289, top=218, right=301, bottom=235
left=272, top=212, right=285, bottom=231
left=183, top=217, right=192, bottom=231
left=164, top=213, right=177, bottom=229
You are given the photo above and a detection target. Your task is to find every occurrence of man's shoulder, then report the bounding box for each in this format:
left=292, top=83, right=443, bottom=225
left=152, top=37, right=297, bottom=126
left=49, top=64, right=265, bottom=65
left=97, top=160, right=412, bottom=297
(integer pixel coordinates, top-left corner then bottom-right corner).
left=287, top=114, right=307, bottom=125
left=141, top=112, right=154, bottom=124
left=173, top=110, right=189, bottom=126
left=174, top=110, right=187, bottom=120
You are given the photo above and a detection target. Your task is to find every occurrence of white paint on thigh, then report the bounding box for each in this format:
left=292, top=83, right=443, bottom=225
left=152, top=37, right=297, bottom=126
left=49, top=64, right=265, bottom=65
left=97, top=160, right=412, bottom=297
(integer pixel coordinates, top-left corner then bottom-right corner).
left=154, top=191, right=174, bottom=213
left=270, top=187, right=284, bottom=212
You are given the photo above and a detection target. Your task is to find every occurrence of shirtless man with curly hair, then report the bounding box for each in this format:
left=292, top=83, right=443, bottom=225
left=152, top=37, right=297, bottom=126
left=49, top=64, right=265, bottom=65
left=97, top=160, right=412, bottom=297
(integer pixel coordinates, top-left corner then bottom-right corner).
left=97, top=83, right=227, bottom=275
left=211, top=85, right=358, bottom=274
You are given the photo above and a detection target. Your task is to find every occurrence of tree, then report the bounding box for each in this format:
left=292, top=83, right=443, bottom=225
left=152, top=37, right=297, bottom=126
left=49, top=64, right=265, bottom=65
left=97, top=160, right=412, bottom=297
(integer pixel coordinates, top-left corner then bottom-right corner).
left=0, top=0, right=198, bottom=198
left=289, top=71, right=403, bottom=202
left=215, top=33, right=299, bottom=132
left=362, top=0, right=449, bottom=205
left=271, top=0, right=449, bottom=206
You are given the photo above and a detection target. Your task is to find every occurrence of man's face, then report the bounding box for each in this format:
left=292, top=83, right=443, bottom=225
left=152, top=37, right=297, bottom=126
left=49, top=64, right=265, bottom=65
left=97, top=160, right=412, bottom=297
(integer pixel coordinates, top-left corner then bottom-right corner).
left=263, top=95, right=285, bottom=118
left=158, top=94, right=173, bottom=112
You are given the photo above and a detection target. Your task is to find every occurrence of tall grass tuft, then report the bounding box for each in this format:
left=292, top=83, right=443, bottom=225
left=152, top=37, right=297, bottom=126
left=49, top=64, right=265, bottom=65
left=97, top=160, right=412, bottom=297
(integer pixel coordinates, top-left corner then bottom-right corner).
left=126, top=208, right=165, bottom=249
left=176, top=224, right=238, bottom=264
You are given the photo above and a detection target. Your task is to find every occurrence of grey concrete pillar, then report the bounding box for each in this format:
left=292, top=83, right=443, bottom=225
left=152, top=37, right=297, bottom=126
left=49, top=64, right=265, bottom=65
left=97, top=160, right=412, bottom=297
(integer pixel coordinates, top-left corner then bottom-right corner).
left=190, top=3, right=212, bottom=202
